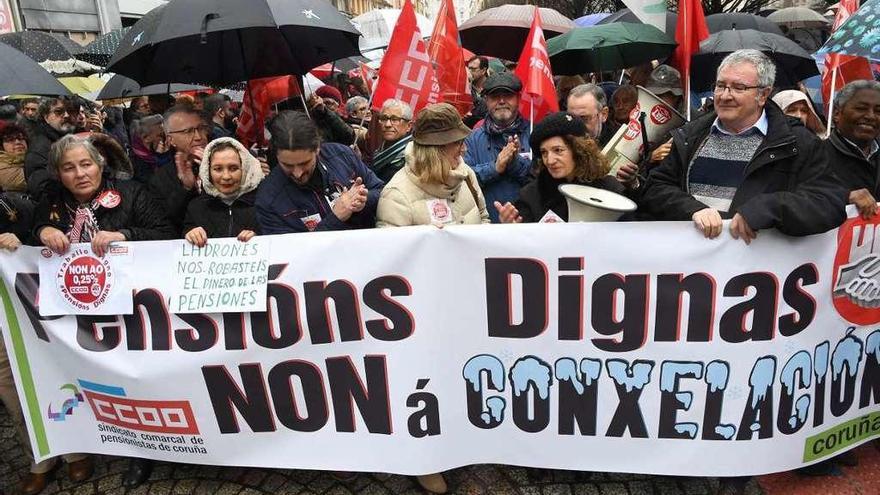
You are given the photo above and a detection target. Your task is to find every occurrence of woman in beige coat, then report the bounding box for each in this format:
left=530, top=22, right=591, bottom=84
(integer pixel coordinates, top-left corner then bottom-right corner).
left=377, top=103, right=489, bottom=227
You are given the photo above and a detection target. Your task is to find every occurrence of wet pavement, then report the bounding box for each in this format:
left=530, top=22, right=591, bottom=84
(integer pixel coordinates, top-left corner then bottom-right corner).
left=2, top=406, right=877, bottom=494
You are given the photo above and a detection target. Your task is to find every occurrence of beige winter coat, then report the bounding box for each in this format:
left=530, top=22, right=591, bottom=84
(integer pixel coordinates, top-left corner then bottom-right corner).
left=377, top=146, right=490, bottom=227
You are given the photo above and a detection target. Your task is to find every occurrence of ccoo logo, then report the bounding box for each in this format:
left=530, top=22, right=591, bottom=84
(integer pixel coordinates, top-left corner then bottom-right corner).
left=650, top=105, right=671, bottom=125
left=56, top=249, right=113, bottom=310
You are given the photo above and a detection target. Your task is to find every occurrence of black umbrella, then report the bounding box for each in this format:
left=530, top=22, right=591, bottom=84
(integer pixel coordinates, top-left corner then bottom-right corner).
left=96, top=74, right=208, bottom=100
left=0, top=43, right=71, bottom=97
left=0, top=31, right=82, bottom=63
left=107, top=0, right=361, bottom=86
left=76, top=27, right=131, bottom=67
left=597, top=8, right=678, bottom=35
left=705, top=13, right=785, bottom=35
left=691, top=29, right=819, bottom=91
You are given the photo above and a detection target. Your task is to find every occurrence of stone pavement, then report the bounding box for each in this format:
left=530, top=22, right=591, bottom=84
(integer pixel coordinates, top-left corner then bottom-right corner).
left=1, top=404, right=875, bottom=495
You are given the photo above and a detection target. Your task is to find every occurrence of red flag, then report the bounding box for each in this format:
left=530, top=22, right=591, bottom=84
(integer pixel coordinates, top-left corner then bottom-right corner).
left=513, top=7, right=558, bottom=124
left=427, top=0, right=472, bottom=116
left=823, top=0, right=872, bottom=114
left=358, top=62, right=378, bottom=92
left=372, top=0, right=439, bottom=114
left=670, top=0, right=708, bottom=117
left=236, top=75, right=302, bottom=148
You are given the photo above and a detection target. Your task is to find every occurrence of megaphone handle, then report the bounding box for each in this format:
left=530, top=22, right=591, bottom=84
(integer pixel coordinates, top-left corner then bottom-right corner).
left=638, top=112, right=651, bottom=174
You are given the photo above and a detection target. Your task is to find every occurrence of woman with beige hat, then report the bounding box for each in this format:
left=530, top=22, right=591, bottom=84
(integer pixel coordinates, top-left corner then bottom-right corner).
left=377, top=102, right=489, bottom=228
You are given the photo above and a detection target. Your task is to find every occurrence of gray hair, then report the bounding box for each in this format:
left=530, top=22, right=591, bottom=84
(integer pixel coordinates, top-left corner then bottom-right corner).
left=345, top=96, right=369, bottom=115
left=130, top=114, right=164, bottom=138
left=834, top=80, right=880, bottom=110
left=567, top=83, right=607, bottom=110
left=48, top=134, right=105, bottom=180
left=380, top=99, right=413, bottom=120
left=717, top=49, right=776, bottom=89
left=162, top=104, right=204, bottom=132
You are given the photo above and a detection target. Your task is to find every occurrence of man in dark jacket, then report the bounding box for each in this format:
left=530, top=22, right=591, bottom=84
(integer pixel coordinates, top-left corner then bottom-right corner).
left=150, top=105, right=209, bottom=236
left=306, top=93, right=356, bottom=146
left=204, top=94, right=234, bottom=140
left=24, top=97, right=74, bottom=200
left=825, top=80, right=880, bottom=219
left=566, top=83, right=615, bottom=147
left=641, top=49, right=847, bottom=243
left=371, top=99, right=413, bottom=183
left=464, top=72, right=533, bottom=223
left=256, top=110, right=384, bottom=234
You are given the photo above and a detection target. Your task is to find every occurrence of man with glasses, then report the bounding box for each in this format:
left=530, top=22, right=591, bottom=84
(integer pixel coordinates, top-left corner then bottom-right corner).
left=642, top=49, right=846, bottom=245
left=464, top=56, right=490, bottom=128
left=148, top=105, right=211, bottom=236
left=371, top=99, right=413, bottom=182
left=464, top=72, right=533, bottom=223
left=345, top=96, right=372, bottom=163
left=566, top=83, right=613, bottom=146
left=24, top=97, right=75, bottom=200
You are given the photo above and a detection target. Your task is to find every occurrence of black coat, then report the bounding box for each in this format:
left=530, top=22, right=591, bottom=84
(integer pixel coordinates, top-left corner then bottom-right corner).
left=0, top=192, right=35, bottom=244
left=515, top=168, right=626, bottom=223
left=825, top=130, right=880, bottom=197
left=34, top=179, right=175, bottom=241
left=642, top=102, right=847, bottom=236
left=24, top=120, right=66, bottom=201
left=148, top=162, right=198, bottom=237
left=182, top=190, right=260, bottom=238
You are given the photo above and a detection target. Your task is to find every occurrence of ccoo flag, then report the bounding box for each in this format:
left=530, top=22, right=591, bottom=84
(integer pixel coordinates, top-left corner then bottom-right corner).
left=372, top=0, right=439, bottom=114
left=427, top=0, right=473, bottom=116
left=513, top=7, right=558, bottom=125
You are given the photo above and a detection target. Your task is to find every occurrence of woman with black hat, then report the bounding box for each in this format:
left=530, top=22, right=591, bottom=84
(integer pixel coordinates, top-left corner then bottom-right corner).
left=495, top=111, right=633, bottom=223
left=377, top=102, right=489, bottom=228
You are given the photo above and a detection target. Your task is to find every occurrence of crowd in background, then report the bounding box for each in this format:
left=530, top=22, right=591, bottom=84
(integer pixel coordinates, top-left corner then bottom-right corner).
left=0, top=45, right=878, bottom=495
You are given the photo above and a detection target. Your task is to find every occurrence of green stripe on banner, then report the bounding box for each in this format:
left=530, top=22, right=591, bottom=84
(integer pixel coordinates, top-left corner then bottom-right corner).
left=802, top=412, right=880, bottom=462
left=0, top=278, right=50, bottom=456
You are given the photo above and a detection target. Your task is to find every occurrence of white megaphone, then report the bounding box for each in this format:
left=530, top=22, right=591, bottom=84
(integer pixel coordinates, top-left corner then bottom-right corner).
left=602, top=86, right=687, bottom=175
left=559, top=184, right=637, bottom=223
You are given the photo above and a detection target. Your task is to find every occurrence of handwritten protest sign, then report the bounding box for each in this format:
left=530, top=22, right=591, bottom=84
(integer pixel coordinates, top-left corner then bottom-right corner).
left=37, top=243, right=133, bottom=316
left=169, top=239, right=270, bottom=314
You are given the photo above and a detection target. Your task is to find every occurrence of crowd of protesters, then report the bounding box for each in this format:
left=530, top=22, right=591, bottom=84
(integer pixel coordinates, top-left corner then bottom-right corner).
left=0, top=45, right=877, bottom=495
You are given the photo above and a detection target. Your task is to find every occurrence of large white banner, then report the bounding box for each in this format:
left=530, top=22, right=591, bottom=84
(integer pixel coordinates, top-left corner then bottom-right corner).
left=2, top=217, right=880, bottom=477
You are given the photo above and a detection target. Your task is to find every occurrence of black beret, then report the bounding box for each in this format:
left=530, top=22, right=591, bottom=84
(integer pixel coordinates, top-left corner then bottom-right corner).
left=529, top=112, right=587, bottom=151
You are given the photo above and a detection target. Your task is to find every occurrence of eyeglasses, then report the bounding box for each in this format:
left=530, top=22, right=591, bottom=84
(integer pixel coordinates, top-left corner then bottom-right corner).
left=354, top=106, right=368, bottom=113
left=577, top=113, right=598, bottom=124
left=378, top=115, right=409, bottom=124
left=50, top=108, right=68, bottom=117
left=2, top=135, right=26, bottom=143
left=167, top=124, right=211, bottom=138
left=713, top=82, right=765, bottom=95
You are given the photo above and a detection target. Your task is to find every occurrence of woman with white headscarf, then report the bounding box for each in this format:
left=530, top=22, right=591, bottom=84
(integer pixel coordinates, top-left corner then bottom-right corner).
left=183, top=137, right=265, bottom=246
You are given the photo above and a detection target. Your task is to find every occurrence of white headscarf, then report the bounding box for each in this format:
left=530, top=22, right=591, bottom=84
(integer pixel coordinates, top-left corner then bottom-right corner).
left=199, top=137, right=264, bottom=201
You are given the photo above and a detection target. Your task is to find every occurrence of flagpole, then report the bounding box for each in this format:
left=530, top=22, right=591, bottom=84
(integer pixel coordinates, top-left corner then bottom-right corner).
left=686, top=76, right=691, bottom=121
left=354, top=76, right=380, bottom=146
left=300, top=74, right=312, bottom=119
left=825, top=67, right=838, bottom=139
left=684, top=1, right=691, bottom=121
left=530, top=99, right=534, bottom=133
